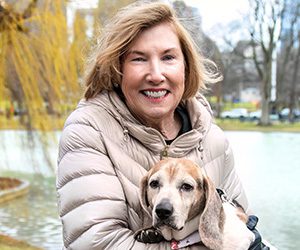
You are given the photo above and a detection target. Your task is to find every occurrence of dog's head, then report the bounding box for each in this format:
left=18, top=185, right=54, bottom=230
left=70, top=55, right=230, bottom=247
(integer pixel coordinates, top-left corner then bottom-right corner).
left=140, top=158, right=224, bottom=249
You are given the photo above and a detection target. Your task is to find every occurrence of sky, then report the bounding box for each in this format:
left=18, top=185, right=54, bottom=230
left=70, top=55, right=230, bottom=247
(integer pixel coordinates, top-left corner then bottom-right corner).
left=67, top=0, right=250, bottom=46
left=184, top=0, right=249, bottom=32
left=68, top=0, right=250, bottom=32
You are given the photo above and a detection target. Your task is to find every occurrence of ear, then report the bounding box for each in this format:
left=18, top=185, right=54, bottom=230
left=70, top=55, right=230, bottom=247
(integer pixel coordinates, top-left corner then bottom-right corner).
left=139, top=175, right=152, bottom=217
left=199, top=177, right=225, bottom=250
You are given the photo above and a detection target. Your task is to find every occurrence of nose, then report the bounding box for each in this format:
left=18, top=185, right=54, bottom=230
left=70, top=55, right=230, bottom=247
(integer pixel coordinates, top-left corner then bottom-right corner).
left=155, top=199, right=173, bottom=220
left=146, top=60, right=166, bottom=84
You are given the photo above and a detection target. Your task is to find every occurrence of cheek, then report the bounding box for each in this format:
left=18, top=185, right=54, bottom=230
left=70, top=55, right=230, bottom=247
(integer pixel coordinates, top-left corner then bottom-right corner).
left=121, top=73, right=143, bottom=99
left=173, top=69, right=185, bottom=94
left=190, top=191, right=205, bottom=215
left=180, top=192, right=197, bottom=210
left=121, top=64, right=136, bottom=88
left=147, top=189, right=159, bottom=207
left=176, top=63, right=185, bottom=82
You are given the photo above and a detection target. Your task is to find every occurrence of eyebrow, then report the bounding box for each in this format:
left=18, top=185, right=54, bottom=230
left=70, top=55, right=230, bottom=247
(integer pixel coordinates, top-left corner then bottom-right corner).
left=127, top=47, right=179, bottom=56
left=127, top=50, right=145, bottom=56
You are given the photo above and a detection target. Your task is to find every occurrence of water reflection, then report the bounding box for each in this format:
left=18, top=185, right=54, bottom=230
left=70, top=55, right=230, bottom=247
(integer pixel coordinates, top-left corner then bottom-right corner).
left=0, top=131, right=299, bottom=250
left=0, top=172, right=62, bottom=250
left=0, top=130, right=59, bottom=176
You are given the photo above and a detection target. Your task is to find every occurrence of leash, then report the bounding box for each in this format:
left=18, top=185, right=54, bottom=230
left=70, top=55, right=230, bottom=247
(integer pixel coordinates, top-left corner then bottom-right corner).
left=216, top=188, right=239, bottom=207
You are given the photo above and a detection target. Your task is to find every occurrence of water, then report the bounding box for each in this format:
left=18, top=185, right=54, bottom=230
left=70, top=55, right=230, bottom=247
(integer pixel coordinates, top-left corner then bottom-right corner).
left=226, top=131, right=300, bottom=250
left=0, top=173, right=61, bottom=250
left=0, top=130, right=62, bottom=249
left=0, top=130, right=60, bottom=175
left=0, top=130, right=299, bottom=250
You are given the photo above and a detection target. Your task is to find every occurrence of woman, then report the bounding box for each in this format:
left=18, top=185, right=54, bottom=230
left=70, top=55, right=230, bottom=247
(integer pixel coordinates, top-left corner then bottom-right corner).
left=57, top=2, right=254, bottom=249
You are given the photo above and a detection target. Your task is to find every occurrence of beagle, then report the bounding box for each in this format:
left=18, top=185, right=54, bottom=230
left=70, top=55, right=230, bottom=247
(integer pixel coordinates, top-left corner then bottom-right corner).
left=136, top=158, right=255, bottom=250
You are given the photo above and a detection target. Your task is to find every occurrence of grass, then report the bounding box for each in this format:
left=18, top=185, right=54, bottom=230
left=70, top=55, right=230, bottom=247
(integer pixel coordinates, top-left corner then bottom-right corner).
left=216, top=119, right=300, bottom=132
left=0, top=234, right=42, bottom=250
left=1, top=114, right=300, bottom=132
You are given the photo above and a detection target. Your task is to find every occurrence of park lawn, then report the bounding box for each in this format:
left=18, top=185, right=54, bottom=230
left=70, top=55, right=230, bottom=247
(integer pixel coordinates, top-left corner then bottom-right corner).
left=216, top=119, right=300, bottom=132
left=0, top=234, right=42, bottom=250
left=1, top=115, right=300, bottom=132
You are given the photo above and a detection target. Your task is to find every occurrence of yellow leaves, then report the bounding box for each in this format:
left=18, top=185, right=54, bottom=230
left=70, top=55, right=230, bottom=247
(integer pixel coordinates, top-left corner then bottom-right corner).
left=0, top=33, right=8, bottom=108
left=0, top=0, right=135, bottom=131
left=0, top=0, right=86, bottom=130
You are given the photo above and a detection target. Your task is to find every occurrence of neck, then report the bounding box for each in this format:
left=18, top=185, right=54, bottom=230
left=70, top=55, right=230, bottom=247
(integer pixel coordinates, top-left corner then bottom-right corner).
left=133, top=110, right=181, bottom=140
left=149, top=112, right=182, bottom=140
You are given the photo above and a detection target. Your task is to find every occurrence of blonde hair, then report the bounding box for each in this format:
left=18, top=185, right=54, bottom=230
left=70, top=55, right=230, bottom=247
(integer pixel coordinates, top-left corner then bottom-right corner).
left=84, top=1, right=222, bottom=100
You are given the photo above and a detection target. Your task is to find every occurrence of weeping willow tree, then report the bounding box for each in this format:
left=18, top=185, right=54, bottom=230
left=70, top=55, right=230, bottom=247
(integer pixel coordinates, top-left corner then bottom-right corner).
left=0, top=0, right=88, bottom=171
left=0, top=0, right=135, bottom=172
left=0, top=0, right=135, bottom=130
left=0, top=0, right=88, bottom=131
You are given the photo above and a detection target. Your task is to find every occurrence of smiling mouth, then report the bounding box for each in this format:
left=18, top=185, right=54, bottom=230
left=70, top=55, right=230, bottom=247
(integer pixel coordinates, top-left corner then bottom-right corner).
left=142, top=90, right=169, bottom=98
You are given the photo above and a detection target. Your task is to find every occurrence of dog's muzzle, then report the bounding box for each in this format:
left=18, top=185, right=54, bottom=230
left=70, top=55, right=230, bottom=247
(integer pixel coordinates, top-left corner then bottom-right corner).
left=154, top=199, right=183, bottom=230
left=155, top=199, right=174, bottom=220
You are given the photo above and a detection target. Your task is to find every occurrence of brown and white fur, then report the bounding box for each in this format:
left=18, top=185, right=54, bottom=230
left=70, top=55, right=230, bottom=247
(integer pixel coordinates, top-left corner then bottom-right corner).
left=139, top=158, right=255, bottom=250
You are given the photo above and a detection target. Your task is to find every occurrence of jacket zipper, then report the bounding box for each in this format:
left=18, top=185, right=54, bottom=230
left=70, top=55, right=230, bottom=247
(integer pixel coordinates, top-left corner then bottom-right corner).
left=160, top=145, right=169, bottom=159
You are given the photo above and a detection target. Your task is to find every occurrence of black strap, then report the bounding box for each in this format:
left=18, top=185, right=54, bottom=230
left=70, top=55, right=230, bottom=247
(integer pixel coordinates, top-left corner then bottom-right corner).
left=247, top=216, right=270, bottom=250
left=248, top=228, right=270, bottom=250
left=247, top=215, right=259, bottom=230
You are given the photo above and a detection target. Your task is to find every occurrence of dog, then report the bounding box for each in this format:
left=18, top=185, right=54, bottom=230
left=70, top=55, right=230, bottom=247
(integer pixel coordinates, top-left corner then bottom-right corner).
left=136, top=158, right=255, bottom=250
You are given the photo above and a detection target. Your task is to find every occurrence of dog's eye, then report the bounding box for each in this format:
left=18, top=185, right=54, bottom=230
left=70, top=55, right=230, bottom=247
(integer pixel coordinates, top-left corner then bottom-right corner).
left=149, top=180, right=159, bottom=189
left=181, top=183, right=193, bottom=192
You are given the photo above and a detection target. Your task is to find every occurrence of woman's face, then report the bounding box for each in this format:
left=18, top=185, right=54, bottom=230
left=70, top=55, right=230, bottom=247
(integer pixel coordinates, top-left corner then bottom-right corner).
left=121, top=22, right=185, bottom=125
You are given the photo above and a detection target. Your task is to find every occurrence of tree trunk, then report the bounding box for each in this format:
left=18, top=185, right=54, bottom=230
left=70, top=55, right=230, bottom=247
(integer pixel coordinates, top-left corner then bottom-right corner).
left=260, top=68, right=272, bottom=125
left=288, top=33, right=300, bottom=122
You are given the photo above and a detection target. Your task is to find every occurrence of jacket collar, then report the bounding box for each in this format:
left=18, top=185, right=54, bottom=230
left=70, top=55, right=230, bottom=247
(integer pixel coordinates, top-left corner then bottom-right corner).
left=80, top=90, right=213, bottom=156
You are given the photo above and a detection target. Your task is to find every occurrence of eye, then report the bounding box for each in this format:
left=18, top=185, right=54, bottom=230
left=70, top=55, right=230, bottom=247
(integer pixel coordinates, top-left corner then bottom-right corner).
left=162, top=54, right=175, bottom=61
left=132, top=57, right=146, bottom=62
left=149, top=180, right=159, bottom=189
left=180, top=183, right=194, bottom=192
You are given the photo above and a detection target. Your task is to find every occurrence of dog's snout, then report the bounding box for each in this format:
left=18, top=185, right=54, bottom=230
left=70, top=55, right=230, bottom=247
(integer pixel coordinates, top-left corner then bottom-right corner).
left=155, top=199, right=173, bottom=220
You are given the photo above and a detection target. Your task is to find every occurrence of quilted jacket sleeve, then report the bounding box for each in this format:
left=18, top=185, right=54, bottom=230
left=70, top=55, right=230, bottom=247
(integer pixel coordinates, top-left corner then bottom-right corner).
left=220, top=139, right=250, bottom=213
left=56, top=119, right=198, bottom=250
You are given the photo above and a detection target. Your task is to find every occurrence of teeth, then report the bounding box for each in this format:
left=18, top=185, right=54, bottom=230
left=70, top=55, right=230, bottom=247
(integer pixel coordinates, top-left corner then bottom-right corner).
left=143, top=90, right=167, bottom=98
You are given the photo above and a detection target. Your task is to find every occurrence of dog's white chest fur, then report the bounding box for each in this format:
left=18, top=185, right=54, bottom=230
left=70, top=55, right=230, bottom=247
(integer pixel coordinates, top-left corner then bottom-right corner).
left=222, top=203, right=255, bottom=250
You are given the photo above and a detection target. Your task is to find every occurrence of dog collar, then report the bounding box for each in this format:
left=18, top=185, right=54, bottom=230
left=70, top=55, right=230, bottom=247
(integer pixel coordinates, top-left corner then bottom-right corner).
left=170, top=231, right=201, bottom=249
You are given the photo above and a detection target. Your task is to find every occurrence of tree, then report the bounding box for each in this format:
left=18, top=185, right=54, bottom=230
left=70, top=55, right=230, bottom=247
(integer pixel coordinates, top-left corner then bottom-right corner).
left=0, top=0, right=91, bottom=170
left=277, top=0, right=300, bottom=122
left=172, top=0, right=223, bottom=115
left=248, top=0, right=286, bottom=125
left=0, top=0, right=88, bottom=131
left=95, top=0, right=134, bottom=28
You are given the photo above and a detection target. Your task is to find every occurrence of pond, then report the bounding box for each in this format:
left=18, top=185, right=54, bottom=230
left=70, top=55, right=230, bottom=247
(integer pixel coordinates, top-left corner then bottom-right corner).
left=0, top=130, right=299, bottom=250
left=0, top=172, right=61, bottom=250
left=226, top=131, right=300, bottom=250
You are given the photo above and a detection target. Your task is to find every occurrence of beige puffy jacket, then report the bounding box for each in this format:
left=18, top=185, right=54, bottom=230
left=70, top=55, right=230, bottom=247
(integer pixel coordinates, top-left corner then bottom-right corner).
left=57, top=90, right=249, bottom=250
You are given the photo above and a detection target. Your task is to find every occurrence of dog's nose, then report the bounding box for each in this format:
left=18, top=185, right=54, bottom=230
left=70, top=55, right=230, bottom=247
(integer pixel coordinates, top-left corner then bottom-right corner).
left=155, top=199, right=173, bottom=220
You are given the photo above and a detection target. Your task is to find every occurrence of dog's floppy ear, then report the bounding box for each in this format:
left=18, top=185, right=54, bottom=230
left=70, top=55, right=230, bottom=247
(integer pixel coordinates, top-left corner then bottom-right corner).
left=139, top=175, right=152, bottom=217
left=199, top=177, right=225, bottom=250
